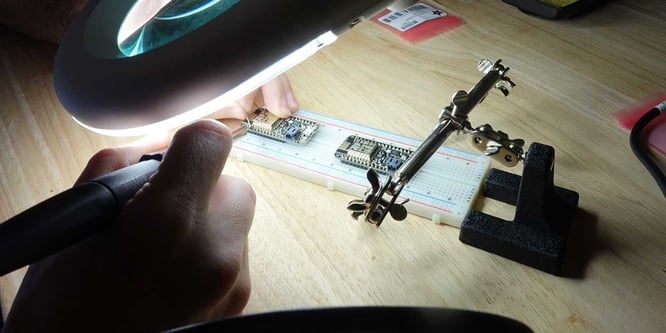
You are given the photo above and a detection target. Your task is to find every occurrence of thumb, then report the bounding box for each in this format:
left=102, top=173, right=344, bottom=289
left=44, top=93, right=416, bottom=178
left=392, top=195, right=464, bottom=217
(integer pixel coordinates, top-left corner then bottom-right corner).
left=142, top=120, right=233, bottom=219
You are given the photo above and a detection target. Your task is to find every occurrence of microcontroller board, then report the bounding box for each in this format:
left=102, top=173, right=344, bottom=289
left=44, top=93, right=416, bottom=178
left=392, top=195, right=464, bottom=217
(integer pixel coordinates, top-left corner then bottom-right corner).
left=241, top=108, right=320, bottom=145
left=335, top=135, right=413, bottom=174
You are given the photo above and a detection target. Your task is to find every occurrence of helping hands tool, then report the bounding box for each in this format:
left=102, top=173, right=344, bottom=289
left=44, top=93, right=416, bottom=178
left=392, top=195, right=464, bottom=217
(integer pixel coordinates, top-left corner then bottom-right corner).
left=348, top=59, right=524, bottom=226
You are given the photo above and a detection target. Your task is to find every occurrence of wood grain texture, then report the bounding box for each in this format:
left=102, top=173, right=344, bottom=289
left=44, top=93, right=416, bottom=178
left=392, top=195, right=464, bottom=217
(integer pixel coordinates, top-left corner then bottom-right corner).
left=1, top=0, right=665, bottom=331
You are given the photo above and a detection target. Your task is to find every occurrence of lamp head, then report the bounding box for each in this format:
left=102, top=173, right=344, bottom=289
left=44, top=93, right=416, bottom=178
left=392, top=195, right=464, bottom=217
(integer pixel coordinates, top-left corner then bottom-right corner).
left=54, top=0, right=413, bottom=136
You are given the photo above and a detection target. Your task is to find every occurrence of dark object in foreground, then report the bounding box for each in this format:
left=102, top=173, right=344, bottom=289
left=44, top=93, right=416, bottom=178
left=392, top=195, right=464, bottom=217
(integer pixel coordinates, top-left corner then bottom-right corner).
left=167, top=306, right=532, bottom=332
left=502, top=0, right=606, bottom=19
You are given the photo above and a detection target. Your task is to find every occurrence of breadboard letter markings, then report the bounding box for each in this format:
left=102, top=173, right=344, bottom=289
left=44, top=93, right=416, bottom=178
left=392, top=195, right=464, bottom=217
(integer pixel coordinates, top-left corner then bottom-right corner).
left=232, top=109, right=489, bottom=227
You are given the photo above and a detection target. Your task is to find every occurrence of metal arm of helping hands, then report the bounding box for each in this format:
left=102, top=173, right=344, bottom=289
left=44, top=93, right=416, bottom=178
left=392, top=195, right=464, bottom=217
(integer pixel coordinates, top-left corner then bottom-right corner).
left=347, top=59, right=525, bottom=227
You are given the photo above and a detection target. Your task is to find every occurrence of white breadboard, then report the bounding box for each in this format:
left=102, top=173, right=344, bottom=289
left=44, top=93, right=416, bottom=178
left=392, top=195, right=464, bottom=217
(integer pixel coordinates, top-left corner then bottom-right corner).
left=231, top=110, right=490, bottom=227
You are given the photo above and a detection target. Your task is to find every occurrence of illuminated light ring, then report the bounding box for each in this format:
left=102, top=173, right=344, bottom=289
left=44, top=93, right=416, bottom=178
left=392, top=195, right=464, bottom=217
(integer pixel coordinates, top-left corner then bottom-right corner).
left=55, top=0, right=396, bottom=136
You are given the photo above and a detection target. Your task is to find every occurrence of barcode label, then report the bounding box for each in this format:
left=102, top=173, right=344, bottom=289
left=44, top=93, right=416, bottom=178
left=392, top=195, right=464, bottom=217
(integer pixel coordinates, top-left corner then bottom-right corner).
left=378, top=2, right=447, bottom=32
left=381, top=10, right=404, bottom=23
left=405, top=4, right=429, bottom=11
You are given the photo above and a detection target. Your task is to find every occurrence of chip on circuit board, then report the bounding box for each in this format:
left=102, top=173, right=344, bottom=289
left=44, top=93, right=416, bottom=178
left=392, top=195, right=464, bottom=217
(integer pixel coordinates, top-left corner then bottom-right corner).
left=242, top=108, right=321, bottom=145
left=335, top=135, right=413, bottom=174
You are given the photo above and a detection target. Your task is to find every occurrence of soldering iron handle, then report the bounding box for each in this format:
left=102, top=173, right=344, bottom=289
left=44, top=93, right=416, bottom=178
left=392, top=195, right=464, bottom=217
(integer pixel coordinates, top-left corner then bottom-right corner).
left=0, top=158, right=161, bottom=276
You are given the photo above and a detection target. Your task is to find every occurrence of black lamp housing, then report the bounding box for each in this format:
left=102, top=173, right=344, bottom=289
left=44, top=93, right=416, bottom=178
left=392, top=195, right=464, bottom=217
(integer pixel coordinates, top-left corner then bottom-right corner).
left=54, top=0, right=399, bottom=135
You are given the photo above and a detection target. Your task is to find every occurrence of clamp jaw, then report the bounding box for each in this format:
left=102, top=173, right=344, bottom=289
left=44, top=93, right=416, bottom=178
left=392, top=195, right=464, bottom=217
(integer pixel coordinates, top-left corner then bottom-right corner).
left=347, top=59, right=524, bottom=226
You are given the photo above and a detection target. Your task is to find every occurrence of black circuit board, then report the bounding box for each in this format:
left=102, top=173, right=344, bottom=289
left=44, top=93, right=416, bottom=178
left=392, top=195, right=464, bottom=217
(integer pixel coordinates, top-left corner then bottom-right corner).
left=334, top=135, right=414, bottom=174
left=242, top=108, right=320, bottom=145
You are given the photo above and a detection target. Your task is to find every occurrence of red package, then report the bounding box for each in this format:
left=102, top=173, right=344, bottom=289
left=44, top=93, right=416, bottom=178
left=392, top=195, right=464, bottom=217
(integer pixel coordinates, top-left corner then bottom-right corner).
left=371, top=1, right=463, bottom=43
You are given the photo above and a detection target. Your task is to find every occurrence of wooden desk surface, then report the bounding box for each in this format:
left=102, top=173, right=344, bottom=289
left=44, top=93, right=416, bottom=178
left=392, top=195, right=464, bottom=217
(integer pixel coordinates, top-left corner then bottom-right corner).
left=1, top=0, right=664, bottom=331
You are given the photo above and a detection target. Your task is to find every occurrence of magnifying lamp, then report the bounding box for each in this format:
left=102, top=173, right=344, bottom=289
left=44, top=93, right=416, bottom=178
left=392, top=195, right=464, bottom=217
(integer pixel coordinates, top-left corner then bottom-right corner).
left=54, top=0, right=417, bottom=136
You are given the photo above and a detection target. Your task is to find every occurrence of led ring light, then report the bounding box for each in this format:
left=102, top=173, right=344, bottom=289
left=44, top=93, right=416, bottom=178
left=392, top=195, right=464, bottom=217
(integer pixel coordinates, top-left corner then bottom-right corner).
left=54, top=0, right=399, bottom=136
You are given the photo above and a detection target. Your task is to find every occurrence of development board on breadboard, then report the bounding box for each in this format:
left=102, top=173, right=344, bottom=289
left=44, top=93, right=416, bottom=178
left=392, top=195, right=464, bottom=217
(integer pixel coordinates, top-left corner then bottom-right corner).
left=232, top=109, right=490, bottom=227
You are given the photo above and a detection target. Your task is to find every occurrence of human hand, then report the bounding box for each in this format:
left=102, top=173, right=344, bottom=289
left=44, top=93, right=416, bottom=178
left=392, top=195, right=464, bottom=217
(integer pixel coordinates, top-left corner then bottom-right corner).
left=210, top=74, right=299, bottom=120
left=3, top=120, right=255, bottom=332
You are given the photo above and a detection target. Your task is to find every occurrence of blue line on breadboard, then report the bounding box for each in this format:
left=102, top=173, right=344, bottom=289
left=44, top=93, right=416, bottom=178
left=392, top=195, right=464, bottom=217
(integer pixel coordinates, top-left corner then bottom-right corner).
left=232, top=109, right=490, bottom=227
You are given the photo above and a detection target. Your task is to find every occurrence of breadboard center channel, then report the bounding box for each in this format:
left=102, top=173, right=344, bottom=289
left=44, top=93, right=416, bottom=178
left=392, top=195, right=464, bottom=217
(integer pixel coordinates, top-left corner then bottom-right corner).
left=232, top=109, right=490, bottom=227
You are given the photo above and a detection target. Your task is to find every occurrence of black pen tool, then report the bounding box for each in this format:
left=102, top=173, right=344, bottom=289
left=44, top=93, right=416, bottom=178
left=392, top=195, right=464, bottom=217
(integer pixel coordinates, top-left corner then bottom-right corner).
left=0, top=153, right=163, bottom=276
